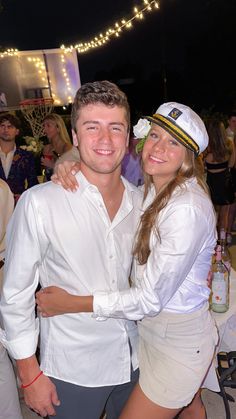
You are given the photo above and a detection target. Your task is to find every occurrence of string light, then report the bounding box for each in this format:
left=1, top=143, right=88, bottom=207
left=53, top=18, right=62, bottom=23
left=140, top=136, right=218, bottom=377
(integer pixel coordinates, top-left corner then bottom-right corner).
left=61, top=0, right=159, bottom=54
left=0, top=1, right=159, bottom=58
left=24, top=52, right=74, bottom=105
left=0, top=48, right=18, bottom=58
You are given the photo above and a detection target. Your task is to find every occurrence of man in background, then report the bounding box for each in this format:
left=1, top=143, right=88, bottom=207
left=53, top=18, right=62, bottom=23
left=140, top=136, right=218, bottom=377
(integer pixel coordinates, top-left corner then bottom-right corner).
left=121, top=136, right=144, bottom=186
left=0, top=113, right=38, bottom=203
left=226, top=111, right=236, bottom=141
left=0, top=179, right=23, bottom=419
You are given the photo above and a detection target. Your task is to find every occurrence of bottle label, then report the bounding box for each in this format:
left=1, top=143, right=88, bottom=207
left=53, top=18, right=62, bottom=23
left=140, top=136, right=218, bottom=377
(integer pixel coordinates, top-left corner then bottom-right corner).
left=212, top=273, right=227, bottom=305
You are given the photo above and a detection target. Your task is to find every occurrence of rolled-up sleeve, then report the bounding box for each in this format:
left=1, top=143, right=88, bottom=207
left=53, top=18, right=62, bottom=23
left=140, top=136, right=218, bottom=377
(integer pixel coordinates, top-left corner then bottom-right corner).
left=0, top=190, right=42, bottom=359
left=94, top=203, right=212, bottom=320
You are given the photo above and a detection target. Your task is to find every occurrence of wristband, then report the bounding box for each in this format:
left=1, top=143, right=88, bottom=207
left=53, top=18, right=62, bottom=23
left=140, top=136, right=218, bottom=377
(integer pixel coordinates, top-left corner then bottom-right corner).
left=21, top=370, right=43, bottom=389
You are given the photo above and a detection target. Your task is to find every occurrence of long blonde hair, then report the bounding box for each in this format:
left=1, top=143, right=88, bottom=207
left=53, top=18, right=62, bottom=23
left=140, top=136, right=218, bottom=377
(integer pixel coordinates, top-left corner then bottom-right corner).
left=133, top=149, right=209, bottom=265
left=43, top=113, right=71, bottom=145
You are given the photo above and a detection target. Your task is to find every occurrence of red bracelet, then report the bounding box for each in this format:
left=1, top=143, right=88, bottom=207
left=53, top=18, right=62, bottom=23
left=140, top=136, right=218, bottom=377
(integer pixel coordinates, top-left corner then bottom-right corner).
left=21, top=370, right=43, bottom=389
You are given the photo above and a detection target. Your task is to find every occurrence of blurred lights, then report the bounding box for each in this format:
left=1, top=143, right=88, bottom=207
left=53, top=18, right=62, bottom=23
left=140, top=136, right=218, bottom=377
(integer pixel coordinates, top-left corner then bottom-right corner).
left=61, top=0, right=159, bottom=54
left=0, top=1, right=160, bottom=58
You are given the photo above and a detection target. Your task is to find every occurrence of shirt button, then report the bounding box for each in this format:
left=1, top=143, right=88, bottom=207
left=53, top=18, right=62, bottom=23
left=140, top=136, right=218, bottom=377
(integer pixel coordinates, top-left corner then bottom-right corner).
left=109, top=255, right=113, bottom=259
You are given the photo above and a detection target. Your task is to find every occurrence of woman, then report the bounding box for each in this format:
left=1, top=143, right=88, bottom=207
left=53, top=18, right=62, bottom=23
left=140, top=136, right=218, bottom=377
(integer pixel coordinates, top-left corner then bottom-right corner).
left=37, top=102, right=218, bottom=419
left=204, top=119, right=235, bottom=239
left=41, top=113, right=79, bottom=180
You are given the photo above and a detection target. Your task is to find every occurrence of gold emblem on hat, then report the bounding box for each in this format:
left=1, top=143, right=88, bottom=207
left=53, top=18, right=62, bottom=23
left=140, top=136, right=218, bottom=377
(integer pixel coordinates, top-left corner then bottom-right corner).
left=168, top=108, right=182, bottom=120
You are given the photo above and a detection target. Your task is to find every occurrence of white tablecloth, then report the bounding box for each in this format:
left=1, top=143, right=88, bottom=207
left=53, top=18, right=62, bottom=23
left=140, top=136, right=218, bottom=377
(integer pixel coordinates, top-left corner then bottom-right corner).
left=212, top=269, right=236, bottom=352
left=204, top=269, right=236, bottom=391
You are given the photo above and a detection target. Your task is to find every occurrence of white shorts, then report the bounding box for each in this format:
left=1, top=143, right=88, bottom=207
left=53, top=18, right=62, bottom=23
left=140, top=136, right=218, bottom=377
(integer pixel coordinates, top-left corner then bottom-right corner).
left=138, top=304, right=219, bottom=409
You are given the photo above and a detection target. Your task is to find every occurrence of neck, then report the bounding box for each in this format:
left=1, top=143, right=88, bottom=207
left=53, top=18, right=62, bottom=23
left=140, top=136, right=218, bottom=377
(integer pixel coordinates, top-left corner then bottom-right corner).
left=0, top=139, right=15, bottom=154
left=153, top=174, right=176, bottom=192
left=81, top=164, right=122, bottom=192
left=81, top=165, right=124, bottom=221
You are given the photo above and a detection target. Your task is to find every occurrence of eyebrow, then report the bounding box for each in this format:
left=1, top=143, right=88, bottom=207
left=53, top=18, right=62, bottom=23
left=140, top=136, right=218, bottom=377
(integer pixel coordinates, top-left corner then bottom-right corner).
left=0, top=123, right=13, bottom=127
left=82, top=121, right=126, bottom=128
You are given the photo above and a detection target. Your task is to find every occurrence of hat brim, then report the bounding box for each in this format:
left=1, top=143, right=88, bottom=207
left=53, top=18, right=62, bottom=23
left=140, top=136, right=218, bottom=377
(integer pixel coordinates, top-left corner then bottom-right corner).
left=145, top=114, right=199, bottom=156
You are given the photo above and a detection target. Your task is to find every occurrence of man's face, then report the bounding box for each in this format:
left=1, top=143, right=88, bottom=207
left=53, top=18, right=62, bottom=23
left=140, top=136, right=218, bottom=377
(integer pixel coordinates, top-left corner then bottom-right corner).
left=0, top=120, right=19, bottom=143
left=228, top=116, right=236, bottom=133
left=72, top=103, right=129, bottom=176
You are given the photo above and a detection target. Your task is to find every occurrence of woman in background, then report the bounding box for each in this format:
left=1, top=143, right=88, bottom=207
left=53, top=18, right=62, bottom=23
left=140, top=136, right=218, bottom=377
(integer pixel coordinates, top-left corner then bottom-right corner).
left=204, top=119, right=235, bottom=240
left=41, top=113, right=79, bottom=180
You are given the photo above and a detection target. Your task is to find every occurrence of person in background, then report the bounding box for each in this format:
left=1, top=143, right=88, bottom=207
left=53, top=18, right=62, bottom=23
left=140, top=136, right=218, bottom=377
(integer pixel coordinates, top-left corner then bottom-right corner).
left=226, top=111, right=236, bottom=142
left=226, top=112, right=236, bottom=232
left=121, top=136, right=144, bottom=186
left=204, top=119, right=235, bottom=240
left=41, top=113, right=79, bottom=180
left=0, top=113, right=38, bottom=204
left=0, top=179, right=23, bottom=419
left=0, top=81, right=141, bottom=419
left=37, top=102, right=218, bottom=419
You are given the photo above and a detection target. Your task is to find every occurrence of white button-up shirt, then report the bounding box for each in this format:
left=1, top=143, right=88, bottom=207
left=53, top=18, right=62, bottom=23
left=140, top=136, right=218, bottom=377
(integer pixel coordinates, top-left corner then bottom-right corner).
left=94, top=178, right=217, bottom=320
left=0, top=172, right=142, bottom=386
left=0, top=145, right=16, bottom=178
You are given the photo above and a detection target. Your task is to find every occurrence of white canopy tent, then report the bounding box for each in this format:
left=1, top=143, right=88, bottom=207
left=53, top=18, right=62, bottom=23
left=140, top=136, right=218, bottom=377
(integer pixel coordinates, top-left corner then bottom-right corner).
left=0, top=48, right=81, bottom=110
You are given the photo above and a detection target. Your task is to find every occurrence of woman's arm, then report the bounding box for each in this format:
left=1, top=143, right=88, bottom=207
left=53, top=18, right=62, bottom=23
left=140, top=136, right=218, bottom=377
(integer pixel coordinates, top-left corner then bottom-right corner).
left=51, top=160, right=80, bottom=191
left=36, top=286, right=93, bottom=316
left=37, top=202, right=215, bottom=321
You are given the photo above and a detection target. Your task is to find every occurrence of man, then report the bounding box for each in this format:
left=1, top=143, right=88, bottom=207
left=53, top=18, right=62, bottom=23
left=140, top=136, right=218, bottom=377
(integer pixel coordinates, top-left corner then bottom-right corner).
left=0, top=113, right=38, bottom=203
left=226, top=111, right=236, bottom=141
left=0, top=179, right=23, bottom=419
left=0, top=81, right=142, bottom=419
left=121, top=136, right=144, bottom=186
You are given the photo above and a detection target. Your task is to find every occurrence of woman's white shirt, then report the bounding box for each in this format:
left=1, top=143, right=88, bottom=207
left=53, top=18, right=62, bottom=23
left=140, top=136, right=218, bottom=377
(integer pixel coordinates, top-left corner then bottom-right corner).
left=94, top=177, right=217, bottom=320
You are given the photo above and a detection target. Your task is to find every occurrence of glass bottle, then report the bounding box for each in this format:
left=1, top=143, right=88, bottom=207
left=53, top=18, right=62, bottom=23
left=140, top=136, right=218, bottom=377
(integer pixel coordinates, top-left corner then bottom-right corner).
left=211, top=245, right=229, bottom=313
left=219, top=228, right=231, bottom=275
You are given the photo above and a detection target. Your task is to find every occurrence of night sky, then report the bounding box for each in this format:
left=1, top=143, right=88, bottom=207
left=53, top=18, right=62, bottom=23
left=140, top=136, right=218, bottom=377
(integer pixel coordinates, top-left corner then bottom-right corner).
left=0, top=0, right=236, bottom=120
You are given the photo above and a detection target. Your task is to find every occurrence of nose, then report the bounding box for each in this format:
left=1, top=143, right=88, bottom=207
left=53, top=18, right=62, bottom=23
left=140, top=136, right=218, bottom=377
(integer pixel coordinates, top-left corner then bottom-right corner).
left=153, top=138, right=166, bottom=152
left=99, top=126, right=112, bottom=142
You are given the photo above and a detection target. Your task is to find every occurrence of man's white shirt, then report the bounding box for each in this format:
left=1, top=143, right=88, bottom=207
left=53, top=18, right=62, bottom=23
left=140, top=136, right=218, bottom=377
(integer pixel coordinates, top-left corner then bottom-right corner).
left=0, top=173, right=142, bottom=386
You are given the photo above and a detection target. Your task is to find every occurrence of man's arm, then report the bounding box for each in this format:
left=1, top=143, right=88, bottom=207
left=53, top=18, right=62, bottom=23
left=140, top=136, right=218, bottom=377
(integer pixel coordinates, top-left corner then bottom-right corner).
left=0, top=180, right=14, bottom=246
left=17, top=355, right=60, bottom=417
left=0, top=190, right=59, bottom=416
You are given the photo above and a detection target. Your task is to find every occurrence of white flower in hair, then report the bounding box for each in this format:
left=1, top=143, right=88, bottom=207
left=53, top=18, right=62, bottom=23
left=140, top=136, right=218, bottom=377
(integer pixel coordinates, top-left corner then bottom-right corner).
left=133, top=118, right=151, bottom=139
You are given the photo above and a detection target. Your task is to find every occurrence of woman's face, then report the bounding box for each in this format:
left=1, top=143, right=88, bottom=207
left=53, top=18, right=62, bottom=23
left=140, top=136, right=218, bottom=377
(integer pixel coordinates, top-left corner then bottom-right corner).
left=142, top=124, right=186, bottom=189
left=43, top=119, right=59, bottom=141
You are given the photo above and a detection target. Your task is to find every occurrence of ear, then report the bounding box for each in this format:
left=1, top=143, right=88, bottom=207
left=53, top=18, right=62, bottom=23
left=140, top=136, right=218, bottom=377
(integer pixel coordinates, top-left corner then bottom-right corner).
left=72, top=129, right=78, bottom=147
left=126, top=132, right=130, bottom=147
left=16, top=128, right=20, bottom=136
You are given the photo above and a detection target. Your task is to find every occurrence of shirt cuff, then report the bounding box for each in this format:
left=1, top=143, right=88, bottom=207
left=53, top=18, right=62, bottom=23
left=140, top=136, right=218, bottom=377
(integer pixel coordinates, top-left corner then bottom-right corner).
left=93, top=292, right=116, bottom=320
left=0, top=319, right=39, bottom=359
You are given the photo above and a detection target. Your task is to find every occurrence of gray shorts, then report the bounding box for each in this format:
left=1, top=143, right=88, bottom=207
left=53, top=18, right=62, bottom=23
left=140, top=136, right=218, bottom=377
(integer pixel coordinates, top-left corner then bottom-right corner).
left=49, top=367, right=139, bottom=419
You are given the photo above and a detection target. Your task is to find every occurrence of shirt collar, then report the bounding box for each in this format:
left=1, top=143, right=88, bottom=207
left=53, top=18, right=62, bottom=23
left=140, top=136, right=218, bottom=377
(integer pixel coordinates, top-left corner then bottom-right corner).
left=76, top=171, right=139, bottom=195
left=0, top=144, right=16, bottom=156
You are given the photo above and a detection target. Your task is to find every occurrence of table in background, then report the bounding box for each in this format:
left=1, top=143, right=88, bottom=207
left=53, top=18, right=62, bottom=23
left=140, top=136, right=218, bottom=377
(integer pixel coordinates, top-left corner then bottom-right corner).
left=212, top=269, right=236, bottom=352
